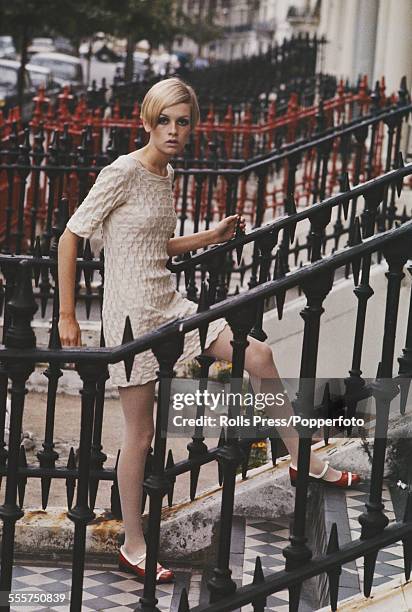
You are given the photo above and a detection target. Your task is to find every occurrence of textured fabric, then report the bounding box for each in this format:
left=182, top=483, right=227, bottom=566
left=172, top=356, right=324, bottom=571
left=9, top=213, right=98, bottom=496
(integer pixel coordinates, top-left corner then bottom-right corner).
left=66, top=154, right=228, bottom=386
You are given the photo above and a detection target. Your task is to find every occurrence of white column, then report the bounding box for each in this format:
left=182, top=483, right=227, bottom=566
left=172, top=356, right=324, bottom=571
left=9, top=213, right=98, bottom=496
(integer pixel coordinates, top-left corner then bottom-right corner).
left=318, top=0, right=359, bottom=79
left=352, top=0, right=379, bottom=83
left=374, top=0, right=412, bottom=95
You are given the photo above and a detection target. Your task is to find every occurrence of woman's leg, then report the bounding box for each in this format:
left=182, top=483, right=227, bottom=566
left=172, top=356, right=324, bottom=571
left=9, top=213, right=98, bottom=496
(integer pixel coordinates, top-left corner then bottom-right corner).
left=117, top=381, right=156, bottom=562
left=203, top=325, right=342, bottom=481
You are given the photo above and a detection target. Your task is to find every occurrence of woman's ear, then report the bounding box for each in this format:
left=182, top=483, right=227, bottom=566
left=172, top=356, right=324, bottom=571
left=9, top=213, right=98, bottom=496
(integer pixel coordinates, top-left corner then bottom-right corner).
left=142, top=118, right=152, bottom=134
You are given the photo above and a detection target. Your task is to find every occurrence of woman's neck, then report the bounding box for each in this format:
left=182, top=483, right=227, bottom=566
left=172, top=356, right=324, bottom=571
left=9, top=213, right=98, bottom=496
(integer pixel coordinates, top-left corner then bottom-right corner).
left=132, top=145, right=169, bottom=177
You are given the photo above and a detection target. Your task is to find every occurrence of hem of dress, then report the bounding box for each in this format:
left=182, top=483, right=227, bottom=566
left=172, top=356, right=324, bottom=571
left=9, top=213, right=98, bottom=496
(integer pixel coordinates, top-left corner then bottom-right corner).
left=116, top=373, right=159, bottom=388
left=204, top=319, right=229, bottom=352
left=112, top=320, right=229, bottom=387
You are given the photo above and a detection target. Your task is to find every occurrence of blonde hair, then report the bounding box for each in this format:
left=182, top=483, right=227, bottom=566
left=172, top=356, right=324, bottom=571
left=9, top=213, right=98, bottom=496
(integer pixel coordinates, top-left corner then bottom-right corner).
left=141, top=77, right=200, bottom=129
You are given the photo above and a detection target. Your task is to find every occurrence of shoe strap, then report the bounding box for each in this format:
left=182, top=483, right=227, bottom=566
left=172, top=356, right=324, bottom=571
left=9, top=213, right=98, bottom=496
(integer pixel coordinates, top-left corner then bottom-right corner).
left=309, top=461, right=329, bottom=479
left=156, top=567, right=171, bottom=580
left=347, top=471, right=352, bottom=487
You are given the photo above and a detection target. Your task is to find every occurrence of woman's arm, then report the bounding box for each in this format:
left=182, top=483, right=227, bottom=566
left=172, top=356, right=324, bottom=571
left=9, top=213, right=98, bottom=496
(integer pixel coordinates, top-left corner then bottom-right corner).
left=167, top=214, right=245, bottom=257
left=57, top=228, right=82, bottom=346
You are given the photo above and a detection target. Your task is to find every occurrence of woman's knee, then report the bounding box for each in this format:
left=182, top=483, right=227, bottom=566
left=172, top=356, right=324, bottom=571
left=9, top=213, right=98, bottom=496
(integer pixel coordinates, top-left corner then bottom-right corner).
left=246, top=341, right=275, bottom=377
left=123, top=428, right=154, bottom=452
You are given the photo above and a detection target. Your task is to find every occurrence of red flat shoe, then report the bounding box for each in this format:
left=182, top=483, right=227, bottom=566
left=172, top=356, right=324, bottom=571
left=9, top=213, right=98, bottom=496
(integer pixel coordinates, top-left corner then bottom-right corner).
left=289, top=461, right=361, bottom=488
left=118, top=548, right=175, bottom=584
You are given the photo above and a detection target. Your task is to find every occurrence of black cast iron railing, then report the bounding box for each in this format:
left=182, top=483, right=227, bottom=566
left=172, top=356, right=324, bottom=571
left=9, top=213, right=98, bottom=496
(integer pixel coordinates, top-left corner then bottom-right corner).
left=0, top=164, right=410, bottom=610
left=111, top=34, right=325, bottom=112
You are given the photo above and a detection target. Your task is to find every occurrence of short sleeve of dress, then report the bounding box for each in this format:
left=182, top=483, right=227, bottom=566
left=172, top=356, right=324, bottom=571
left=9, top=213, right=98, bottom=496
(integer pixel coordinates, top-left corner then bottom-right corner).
left=66, top=163, right=126, bottom=240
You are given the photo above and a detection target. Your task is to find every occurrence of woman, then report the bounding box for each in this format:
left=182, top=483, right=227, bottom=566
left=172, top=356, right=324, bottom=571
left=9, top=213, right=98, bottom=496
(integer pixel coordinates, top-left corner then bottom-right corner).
left=58, top=78, right=360, bottom=584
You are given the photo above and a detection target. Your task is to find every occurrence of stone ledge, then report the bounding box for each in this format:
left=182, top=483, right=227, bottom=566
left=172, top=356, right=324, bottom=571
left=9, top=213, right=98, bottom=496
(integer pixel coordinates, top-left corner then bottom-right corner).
left=317, top=575, right=412, bottom=611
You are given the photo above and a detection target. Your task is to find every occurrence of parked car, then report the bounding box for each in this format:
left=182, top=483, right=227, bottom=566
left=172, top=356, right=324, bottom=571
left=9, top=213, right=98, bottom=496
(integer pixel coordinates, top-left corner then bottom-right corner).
left=53, top=37, right=76, bottom=56
left=0, top=36, right=16, bottom=59
left=0, top=59, right=35, bottom=121
left=29, top=52, right=84, bottom=93
left=26, top=63, right=60, bottom=103
left=27, top=37, right=56, bottom=57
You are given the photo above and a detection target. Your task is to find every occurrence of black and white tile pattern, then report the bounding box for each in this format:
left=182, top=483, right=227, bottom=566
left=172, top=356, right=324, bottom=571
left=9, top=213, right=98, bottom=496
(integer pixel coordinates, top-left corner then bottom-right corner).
left=345, top=482, right=405, bottom=592
left=7, top=565, right=181, bottom=611
left=241, top=517, right=314, bottom=612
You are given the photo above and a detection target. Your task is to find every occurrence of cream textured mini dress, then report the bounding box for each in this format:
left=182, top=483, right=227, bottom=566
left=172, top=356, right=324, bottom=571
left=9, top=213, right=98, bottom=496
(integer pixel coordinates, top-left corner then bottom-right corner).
left=66, top=154, right=228, bottom=387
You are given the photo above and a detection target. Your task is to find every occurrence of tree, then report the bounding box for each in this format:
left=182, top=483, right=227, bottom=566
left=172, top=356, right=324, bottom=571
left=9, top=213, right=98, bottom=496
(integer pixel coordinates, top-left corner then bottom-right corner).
left=106, top=0, right=184, bottom=81
left=180, top=0, right=223, bottom=58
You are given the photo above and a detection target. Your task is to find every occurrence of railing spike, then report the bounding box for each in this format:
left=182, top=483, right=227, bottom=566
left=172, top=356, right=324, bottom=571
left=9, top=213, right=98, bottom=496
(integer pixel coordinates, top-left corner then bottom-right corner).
left=241, top=440, right=252, bottom=479
left=251, top=556, right=266, bottom=612
left=235, top=215, right=245, bottom=266
left=65, top=446, right=77, bottom=509
left=396, top=152, right=405, bottom=197
left=273, top=251, right=286, bottom=320
left=349, top=217, right=362, bottom=286
left=340, top=172, right=351, bottom=220
left=111, top=449, right=122, bottom=519
left=33, top=237, right=42, bottom=287
left=269, top=436, right=277, bottom=466
left=197, top=281, right=209, bottom=352
left=293, top=238, right=300, bottom=267
left=326, top=523, right=341, bottom=612
left=363, top=551, right=378, bottom=597
left=121, top=316, right=135, bottom=382
left=183, top=252, right=191, bottom=288
left=178, top=587, right=190, bottom=612
left=166, top=449, right=175, bottom=508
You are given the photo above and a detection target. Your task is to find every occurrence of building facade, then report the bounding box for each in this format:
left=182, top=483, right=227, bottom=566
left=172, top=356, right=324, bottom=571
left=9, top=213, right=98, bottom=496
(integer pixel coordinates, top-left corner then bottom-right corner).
left=317, top=0, right=412, bottom=94
left=172, top=0, right=318, bottom=61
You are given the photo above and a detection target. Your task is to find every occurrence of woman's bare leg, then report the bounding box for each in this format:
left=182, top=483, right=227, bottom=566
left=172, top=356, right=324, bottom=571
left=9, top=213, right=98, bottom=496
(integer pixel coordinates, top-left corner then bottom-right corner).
left=117, top=381, right=156, bottom=563
left=204, top=325, right=342, bottom=481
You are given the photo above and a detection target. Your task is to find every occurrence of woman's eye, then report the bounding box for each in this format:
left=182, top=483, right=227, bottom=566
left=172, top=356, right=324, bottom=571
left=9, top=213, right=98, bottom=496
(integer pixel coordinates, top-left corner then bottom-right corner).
left=178, top=118, right=190, bottom=126
left=158, top=116, right=168, bottom=124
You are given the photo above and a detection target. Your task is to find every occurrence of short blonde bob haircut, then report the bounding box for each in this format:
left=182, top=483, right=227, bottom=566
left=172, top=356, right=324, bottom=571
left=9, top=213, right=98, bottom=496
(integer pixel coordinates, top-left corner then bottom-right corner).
left=141, top=77, right=200, bottom=129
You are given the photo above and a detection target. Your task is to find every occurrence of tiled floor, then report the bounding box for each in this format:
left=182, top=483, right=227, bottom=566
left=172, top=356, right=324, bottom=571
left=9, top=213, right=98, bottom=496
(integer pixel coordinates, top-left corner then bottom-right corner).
left=345, top=482, right=405, bottom=591
left=7, top=565, right=177, bottom=611
left=241, top=516, right=309, bottom=612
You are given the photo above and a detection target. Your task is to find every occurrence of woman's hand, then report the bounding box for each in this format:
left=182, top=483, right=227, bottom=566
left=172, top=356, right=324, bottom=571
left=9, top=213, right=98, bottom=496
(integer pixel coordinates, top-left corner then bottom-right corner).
left=213, top=214, right=246, bottom=243
left=58, top=314, right=82, bottom=347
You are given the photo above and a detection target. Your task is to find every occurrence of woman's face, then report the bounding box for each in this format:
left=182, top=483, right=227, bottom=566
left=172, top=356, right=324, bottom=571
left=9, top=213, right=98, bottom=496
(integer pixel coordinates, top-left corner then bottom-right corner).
left=145, top=102, right=192, bottom=156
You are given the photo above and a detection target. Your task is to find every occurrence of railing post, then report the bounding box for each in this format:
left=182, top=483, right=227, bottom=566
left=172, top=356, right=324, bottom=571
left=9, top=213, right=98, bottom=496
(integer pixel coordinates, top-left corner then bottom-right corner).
left=0, top=260, right=37, bottom=599
left=67, top=360, right=99, bottom=611
left=283, top=267, right=334, bottom=611
left=207, top=302, right=257, bottom=603
left=250, top=230, right=278, bottom=341
left=137, top=331, right=184, bottom=612
left=345, top=186, right=384, bottom=424
left=359, top=236, right=410, bottom=596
